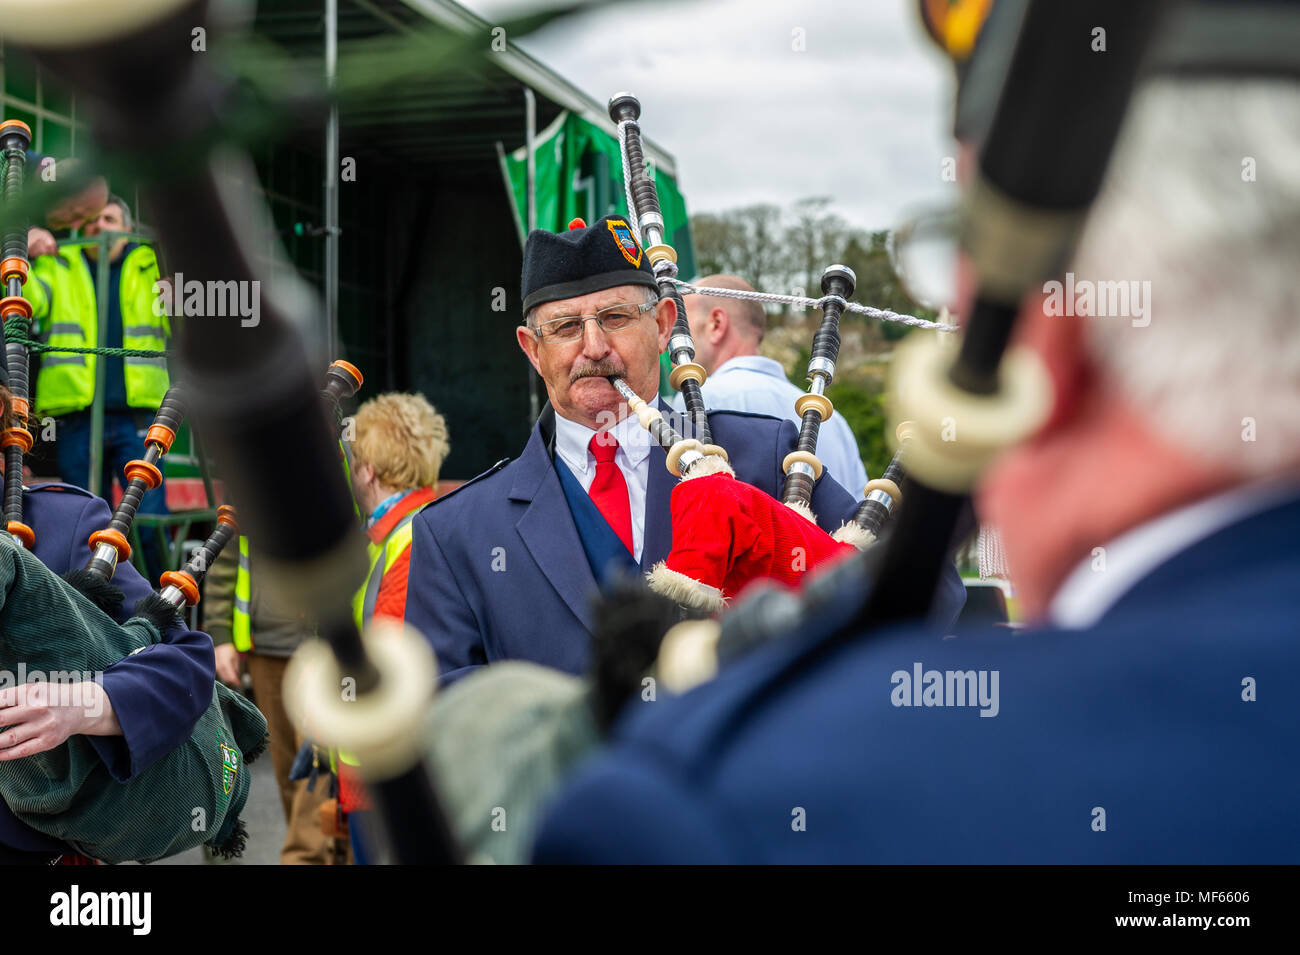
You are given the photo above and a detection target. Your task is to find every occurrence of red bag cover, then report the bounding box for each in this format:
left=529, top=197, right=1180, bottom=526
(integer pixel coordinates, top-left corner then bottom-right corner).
left=662, top=473, right=856, bottom=603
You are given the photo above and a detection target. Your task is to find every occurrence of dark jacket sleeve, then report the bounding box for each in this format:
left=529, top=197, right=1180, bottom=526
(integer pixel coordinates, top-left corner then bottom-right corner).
left=533, top=757, right=730, bottom=864
left=404, top=510, right=485, bottom=684
left=773, top=418, right=861, bottom=532
left=66, top=495, right=217, bottom=781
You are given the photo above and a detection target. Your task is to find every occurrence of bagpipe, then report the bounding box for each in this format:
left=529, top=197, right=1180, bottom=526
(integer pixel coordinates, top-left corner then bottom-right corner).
left=0, top=127, right=265, bottom=863
left=0, top=528, right=265, bottom=863
left=1, top=120, right=36, bottom=550
left=605, top=94, right=914, bottom=617
left=379, top=97, right=936, bottom=864
left=71, top=383, right=243, bottom=627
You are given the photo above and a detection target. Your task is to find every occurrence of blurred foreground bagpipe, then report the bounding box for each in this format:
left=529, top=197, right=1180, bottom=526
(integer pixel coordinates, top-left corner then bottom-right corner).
left=0, top=0, right=1167, bottom=864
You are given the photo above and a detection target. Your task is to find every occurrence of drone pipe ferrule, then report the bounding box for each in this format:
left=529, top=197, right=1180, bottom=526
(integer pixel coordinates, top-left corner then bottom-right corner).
left=7, top=521, right=34, bottom=549
left=89, top=528, right=131, bottom=562
left=159, top=570, right=200, bottom=606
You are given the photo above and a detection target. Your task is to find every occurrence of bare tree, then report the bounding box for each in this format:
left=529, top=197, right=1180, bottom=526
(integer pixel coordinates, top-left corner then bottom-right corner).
left=784, top=196, right=830, bottom=295
left=690, top=212, right=742, bottom=277
left=784, top=196, right=854, bottom=296
left=730, top=203, right=783, bottom=291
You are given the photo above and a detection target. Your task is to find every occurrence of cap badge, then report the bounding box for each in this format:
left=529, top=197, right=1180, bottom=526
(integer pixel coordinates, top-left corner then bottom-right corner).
left=606, top=218, right=643, bottom=268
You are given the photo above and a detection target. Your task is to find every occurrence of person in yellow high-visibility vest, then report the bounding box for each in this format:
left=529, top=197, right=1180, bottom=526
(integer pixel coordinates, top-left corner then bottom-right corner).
left=350, top=393, right=449, bottom=626
left=24, top=195, right=171, bottom=580
left=341, top=391, right=450, bottom=863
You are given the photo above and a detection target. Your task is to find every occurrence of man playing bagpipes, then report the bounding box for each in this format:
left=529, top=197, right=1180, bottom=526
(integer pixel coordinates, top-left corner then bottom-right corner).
left=403, top=215, right=965, bottom=683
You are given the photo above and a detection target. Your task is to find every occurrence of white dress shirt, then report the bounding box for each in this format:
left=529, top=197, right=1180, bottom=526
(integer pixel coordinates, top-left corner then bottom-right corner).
left=673, top=355, right=871, bottom=495
left=554, top=408, right=656, bottom=562
left=1049, top=478, right=1300, bottom=629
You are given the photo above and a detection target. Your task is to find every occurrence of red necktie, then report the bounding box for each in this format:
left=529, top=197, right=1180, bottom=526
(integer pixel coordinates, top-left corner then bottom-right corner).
left=587, top=433, right=635, bottom=555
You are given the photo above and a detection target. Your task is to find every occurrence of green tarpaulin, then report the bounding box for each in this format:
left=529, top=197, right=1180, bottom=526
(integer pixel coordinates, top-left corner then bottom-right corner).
left=501, top=111, right=696, bottom=278
left=500, top=111, right=696, bottom=396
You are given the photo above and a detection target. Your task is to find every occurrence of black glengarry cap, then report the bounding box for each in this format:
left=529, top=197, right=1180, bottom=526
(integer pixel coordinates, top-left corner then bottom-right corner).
left=521, top=214, right=659, bottom=315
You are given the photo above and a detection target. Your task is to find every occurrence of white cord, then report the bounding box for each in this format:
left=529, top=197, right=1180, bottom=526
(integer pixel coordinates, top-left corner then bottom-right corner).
left=670, top=279, right=957, bottom=332
left=616, top=119, right=641, bottom=242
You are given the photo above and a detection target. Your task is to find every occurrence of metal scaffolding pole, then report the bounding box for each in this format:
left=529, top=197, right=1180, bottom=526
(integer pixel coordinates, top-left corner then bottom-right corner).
left=324, top=0, right=340, bottom=356
left=524, top=86, right=539, bottom=424
left=89, top=232, right=110, bottom=499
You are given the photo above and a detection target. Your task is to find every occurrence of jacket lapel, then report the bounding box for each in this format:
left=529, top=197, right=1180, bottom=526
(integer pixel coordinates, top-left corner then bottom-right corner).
left=641, top=400, right=686, bottom=570
left=509, top=407, right=598, bottom=636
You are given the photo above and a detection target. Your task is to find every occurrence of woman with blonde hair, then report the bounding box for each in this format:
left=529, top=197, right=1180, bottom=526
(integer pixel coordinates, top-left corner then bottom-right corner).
left=340, top=392, right=449, bottom=862
left=349, top=392, right=451, bottom=626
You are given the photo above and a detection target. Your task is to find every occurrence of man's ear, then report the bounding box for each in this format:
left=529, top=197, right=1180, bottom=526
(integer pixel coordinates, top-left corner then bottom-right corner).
left=710, top=307, right=729, bottom=345
left=516, top=325, right=542, bottom=373
left=656, top=297, right=674, bottom=351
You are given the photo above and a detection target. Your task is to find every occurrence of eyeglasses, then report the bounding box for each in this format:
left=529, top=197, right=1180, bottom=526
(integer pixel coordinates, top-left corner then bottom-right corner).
left=530, top=300, right=657, bottom=344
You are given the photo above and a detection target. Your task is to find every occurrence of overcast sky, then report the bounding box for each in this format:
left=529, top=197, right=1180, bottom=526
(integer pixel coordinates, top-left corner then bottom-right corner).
left=460, top=0, right=962, bottom=231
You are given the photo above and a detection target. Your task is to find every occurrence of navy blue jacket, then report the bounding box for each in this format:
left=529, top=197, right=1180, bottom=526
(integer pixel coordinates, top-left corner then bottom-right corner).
left=534, top=491, right=1300, bottom=864
left=0, top=483, right=216, bottom=853
left=406, top=404, right=966, bottom=682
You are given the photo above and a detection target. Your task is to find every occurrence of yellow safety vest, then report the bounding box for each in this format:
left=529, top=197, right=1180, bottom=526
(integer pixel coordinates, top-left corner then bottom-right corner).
left=351, top=505, right=426, bottom=634
left=339, top=502, right=427, bottom=778
left=23, top=244, right=170, bottom=417
left=232, top=535, right=253, bottom=651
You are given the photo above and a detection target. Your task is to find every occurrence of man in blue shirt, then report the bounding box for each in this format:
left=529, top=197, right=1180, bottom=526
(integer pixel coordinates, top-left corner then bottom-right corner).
left=674, top=274, right=870, bottom=497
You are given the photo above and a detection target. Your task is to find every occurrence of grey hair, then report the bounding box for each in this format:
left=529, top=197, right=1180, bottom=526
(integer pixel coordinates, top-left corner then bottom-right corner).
left=1073, top=78, right=1300, bottom=476
left=105, top=193, right=133, bottom=231
left=524, top=284, right=660, bottom=330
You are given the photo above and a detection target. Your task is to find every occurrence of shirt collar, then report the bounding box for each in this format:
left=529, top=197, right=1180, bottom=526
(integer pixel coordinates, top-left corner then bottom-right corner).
left=554, top=404, right=656, bottom=477
left=1049, top=477, right=1300, bottom=629
left=713, top=354, right=786, bottom=379
left=366, top=488, right=410, bottom=529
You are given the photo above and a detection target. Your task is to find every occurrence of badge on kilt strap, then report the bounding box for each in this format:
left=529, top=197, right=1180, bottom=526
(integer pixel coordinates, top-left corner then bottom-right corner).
left=221, top=743, right=240, bottom=795
left=606, top=218, right=643, bottom=267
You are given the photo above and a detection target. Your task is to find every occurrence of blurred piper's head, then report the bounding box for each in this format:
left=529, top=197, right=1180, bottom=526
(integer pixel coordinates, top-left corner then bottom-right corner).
left=681, top=274, right=766, bottom=374
left=349, top=392, right=450, bottom=517
left=43, top=161, right=109, bottom=233
left=976, top=78, right=1300, bottom=619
